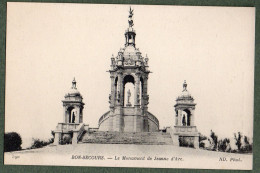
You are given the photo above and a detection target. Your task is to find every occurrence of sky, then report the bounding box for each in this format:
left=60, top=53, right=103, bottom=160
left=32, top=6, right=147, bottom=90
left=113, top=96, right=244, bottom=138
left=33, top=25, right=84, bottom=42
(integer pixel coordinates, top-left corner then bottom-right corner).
left=5, top=3, right=255, bottom=148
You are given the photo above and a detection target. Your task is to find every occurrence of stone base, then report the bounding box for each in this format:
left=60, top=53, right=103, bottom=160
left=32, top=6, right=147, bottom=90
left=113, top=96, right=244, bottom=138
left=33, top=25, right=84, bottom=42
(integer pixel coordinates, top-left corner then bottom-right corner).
left=169, top=126, right=200, bottom=149
left=53, top=123, right=85, bottom=145
left=98, top=108, right=159, bottom=132
left=80, top=131, right=173, bottom=145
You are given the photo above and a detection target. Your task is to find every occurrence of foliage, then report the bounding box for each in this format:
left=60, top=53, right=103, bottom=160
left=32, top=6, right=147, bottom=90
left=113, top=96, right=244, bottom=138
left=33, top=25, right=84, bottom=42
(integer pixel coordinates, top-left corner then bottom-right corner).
left=210, top=130, right=218, bottom=151
left=179, top=136, right=194, bottom=148
left=234, top=132, right=242, bottom=151
left=61, top=134, right=72, bottom=145
left=4, top=132, right=22, bottom=152
left=29, top=138, right=54, bottom=149
left=202, top=130, right=252, bottom=154
left=218, top=138, right=231, bottom=152
left=240, top=136, right=253, bottom=153
left=199, top=133, right=207, bottom=148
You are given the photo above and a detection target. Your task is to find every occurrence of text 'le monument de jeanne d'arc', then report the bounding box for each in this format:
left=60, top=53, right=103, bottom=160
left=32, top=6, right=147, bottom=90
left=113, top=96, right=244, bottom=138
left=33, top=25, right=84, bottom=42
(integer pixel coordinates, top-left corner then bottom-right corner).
left=52, top=7, right=200, bottom=148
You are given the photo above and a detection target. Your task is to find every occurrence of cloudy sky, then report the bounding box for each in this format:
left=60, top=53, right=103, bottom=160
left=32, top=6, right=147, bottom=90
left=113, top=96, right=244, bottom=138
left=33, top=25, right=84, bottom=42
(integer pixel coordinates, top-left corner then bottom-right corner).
left=6, top=3, right=255, bottom=148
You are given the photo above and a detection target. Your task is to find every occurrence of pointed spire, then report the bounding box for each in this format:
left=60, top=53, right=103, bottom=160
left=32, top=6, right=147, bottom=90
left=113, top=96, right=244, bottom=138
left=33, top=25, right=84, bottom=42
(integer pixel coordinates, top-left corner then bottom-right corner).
left=72, top=77, right=77, bottom=89
left=125, top=7, right=136, bottom=47
left=183, top=80, right=187, bottom=91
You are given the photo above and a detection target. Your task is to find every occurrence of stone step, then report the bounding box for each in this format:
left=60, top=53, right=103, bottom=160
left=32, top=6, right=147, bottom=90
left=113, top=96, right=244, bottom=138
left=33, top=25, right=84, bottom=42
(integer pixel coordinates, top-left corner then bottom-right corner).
left=79, top=131, right=173, bottom=145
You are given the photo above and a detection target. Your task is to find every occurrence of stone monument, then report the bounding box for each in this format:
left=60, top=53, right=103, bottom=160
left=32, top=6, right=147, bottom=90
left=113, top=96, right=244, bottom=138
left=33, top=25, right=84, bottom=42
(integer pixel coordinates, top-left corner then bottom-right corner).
left=98, top=8, right=159, bottom=132
left=170, top=81, right=199, bottom=148
left=53, top=78, right=86, bottom=145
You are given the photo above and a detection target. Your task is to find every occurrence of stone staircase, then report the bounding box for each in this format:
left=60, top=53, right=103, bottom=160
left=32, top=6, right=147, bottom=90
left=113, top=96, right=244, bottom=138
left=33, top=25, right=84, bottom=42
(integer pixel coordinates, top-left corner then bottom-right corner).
left=79, top=131, right=173, bottom=145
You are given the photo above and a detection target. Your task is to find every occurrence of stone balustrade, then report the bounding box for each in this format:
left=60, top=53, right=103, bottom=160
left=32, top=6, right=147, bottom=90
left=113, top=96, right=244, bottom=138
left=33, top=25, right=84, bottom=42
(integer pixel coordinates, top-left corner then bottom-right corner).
left=147, top=112, right=159, bottom=127
left=54, top=123, right=86, bottom=145
left=56, top=123, right=80, bottom=131
left=98, top=111, right=110, bottom=125
left=174, top=126, right=198, bottom=133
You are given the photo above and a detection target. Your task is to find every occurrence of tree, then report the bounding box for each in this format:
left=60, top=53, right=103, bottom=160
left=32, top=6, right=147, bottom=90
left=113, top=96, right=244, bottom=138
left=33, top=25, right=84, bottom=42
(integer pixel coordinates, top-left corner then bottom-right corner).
left=244, top=136, right=249, bottom=145
left=4, top=132, right=22, bottom=152
left=234, top=132, right=242, bottom=152
left=241, top=136, right=253, bottom=153
left=210, top=130, right=218, bottom=151
left=29, top=137, right=54, bottom=149
left=218, top=138, right=231, bottom=152
left=199, top=133, right=207, bottom=148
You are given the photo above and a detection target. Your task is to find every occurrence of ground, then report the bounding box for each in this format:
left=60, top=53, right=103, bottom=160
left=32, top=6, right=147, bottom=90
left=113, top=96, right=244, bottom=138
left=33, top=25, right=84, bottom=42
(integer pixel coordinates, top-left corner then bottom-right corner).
left=4, top=143, right=252, bottom=170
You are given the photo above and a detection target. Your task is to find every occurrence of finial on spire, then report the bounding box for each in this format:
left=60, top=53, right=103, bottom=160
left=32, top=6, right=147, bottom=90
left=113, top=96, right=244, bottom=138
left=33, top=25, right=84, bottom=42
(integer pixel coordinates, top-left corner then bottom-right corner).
left=128, top=7, right=134, bottom=28
left=72, top=77, right=77, bottom=89
left=125, top=7, right=136, bottom=47
left=183, top=80, right=187, bottom=91
left=129, top=7, right=134, bottom=17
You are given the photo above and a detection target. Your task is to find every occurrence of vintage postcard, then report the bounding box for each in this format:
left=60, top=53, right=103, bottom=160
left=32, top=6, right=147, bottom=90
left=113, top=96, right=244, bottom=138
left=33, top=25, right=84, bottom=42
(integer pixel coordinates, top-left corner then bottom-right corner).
left=4, top=2, right=255, bottom=170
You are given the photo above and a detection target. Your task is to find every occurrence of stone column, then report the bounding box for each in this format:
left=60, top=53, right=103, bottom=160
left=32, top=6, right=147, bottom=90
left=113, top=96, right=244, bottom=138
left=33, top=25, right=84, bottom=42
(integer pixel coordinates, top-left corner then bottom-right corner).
left=110, top=76, right=115, bottom=107
left=123, top=85, right=125, bottom=106
left=75, top=106, right=80, bottom=123
left=140, top=81, right=143, bottom=107
left=79, top=107, right=83, bottom=123
left=178, top=109, right=182, bottom=126
left=143, top=76, right=148, bottom=105
left=118, top=72, right=123, bottom=106
left=134, top=74, right=140, bottom=107
left=142, top=78, right=146, bottom=106
left=133, top=73, right=141, bottom=132
left=142, top=76, right=149, bottom=131
left=63, top=106, right=67, bottom=123
left=175, top=110, right=178, bottom=126
left=66, top=109, right=69, bottom=123
left=190, top=108, right=195, bottom=126
left=140, top=77, right=147, bottom=131
left=114, top=79, right=117, bottom=106
left=113, top=72, right=123, bottom=132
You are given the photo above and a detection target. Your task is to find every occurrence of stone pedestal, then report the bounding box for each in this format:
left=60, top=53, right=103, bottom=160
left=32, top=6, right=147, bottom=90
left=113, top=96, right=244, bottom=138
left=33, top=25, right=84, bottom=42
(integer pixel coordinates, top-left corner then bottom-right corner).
left=113, top=107, right=123, bottom=132
left=72, top=131, right=78, bottom=145
left=54, top=132, right=61, bottom=145
left=194, top=136, right=199, bottom=149
left=172, top=134, right=179, bottom=146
